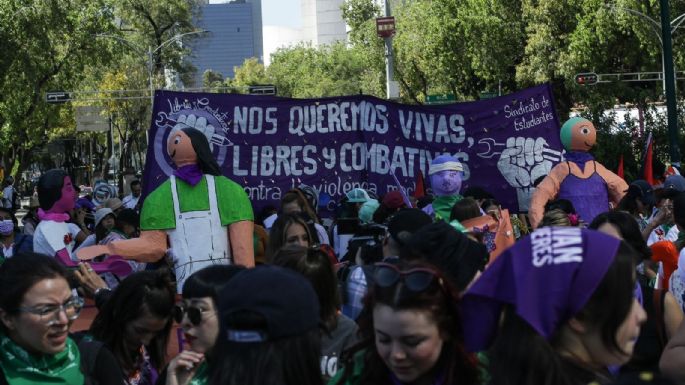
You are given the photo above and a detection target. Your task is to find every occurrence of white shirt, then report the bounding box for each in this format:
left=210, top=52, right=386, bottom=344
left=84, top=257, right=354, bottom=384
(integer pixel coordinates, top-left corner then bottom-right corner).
left=122, top=194, right=139, bottom=209
left=76, top=234, right=97, bottom=251
left=2, top=243, right=13, bottom=258
left=647, top=225, right=679, bottom=246
left=33, top=221, right=81, bottom=259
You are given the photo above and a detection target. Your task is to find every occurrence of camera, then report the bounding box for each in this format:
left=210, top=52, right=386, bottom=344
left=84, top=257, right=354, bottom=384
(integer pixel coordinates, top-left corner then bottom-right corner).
left=342, top=223, right=387, bottom=265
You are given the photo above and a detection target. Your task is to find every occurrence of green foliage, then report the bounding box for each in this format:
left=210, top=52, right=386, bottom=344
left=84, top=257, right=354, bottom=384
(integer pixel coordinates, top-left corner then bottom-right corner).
left=0, top=0, right=119, bottom=175
left=262, top=42, right=382, bottom=98
left=202, top=69, right=225, bottom=91
left=230, top=58, right=269, bottom=92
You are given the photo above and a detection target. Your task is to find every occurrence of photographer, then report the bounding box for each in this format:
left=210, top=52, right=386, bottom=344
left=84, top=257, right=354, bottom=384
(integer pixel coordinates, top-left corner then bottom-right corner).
left=339, top=208, right=432, bottom=320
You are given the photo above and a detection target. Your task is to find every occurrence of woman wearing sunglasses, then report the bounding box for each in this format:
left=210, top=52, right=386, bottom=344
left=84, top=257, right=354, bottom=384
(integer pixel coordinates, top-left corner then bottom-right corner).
left=461, top=227, right=647, bottom=385
left=331, top=260, right=481, bottom=385
left=0, top=252, right=121, bottom=385
left=162, top=264, right=245, bottom=385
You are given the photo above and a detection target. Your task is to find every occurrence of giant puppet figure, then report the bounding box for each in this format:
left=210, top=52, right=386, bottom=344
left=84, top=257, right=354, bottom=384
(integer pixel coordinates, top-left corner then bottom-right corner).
left=33, top=169, right=132, bottom=276
left=77, top=127, right=255, bottom=291
left=423, top=155, right=464, bottom=221
left=529, top=117, right=627, bottom=228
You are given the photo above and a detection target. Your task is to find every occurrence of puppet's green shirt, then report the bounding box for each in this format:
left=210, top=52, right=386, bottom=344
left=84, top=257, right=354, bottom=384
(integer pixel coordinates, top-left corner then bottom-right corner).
left=140, top=175, right=253, bottom=230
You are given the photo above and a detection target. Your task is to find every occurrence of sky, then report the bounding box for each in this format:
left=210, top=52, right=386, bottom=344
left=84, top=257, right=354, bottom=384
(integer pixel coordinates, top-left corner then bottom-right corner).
left=261, top=0, right=301, bottom=28
left=209, top=0, right=302, bottom=28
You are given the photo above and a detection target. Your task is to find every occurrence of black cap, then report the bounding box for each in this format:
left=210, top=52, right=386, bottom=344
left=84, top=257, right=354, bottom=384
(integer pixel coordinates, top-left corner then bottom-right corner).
left=628, top=180, right=655, bottom=206
left=218, top=265, right=320, bottom=342
left=406, top=221, right=489, bottom=291
left=387, top=208, right=433, bottom=246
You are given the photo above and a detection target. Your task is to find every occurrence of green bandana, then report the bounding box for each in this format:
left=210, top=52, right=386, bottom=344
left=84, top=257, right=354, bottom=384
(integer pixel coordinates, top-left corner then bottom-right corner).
left=432, top=194, right=463, bottom=221
left=189, top=361, right=208, bottom=385
left=0, top=331, right=84, bottom=385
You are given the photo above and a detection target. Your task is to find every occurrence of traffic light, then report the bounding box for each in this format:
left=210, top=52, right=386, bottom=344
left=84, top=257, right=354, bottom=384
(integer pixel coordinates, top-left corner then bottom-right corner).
left=574, top=72, right=598, bottom=86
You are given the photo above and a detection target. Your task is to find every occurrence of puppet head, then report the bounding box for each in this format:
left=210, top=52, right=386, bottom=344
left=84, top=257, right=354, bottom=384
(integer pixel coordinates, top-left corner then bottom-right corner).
left=429, top=155, right=463, bottom=197
left=560, top=117, right=596, bottom=152
left=37, top=169, right=76, bottom=214
left=167, top=127, right=221, bottom=175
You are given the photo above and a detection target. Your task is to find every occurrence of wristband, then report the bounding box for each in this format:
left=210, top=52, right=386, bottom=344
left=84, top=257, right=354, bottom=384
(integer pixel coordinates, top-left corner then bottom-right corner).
left=94, top=287, right=111, bottom=297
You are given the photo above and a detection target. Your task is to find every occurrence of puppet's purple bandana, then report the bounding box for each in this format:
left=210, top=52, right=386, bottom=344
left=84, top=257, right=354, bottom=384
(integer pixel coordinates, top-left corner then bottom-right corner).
left=174, top=164, right=203, bottom=186
left=564, top=151, right=595, bottom=173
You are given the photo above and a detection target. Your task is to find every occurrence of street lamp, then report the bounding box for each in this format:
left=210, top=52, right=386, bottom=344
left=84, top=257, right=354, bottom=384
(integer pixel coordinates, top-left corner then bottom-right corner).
left=606, top=5, right=685, bottom=93
left=606, top=3, right=685, bottom=166
left=95, top=30, right=209, bottom=103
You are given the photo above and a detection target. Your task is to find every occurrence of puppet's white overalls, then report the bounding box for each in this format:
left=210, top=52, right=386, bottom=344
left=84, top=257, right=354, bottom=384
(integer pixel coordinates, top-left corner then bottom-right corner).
left=168, top=175, right=230, bottom=292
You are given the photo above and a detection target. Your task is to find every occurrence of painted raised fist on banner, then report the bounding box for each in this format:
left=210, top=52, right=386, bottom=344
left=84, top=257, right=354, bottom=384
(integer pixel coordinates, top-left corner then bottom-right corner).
left=496, top=137, right=560, bottom=211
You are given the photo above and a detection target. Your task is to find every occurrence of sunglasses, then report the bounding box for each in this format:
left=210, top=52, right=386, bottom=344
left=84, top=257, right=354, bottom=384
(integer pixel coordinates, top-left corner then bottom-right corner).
left=373, top=262, right=443, bottom=292
left=172, top=304, right=210, bottom=326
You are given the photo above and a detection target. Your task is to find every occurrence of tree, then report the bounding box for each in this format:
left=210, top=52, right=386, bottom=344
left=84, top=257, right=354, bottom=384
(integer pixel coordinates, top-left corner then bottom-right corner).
left=0, top=0, right=118, bottom=179
left=203, top=69, right=225, bottom=91
left=263, top=42, right=380, bottom=98
left=82, top=0, right=201, bottom=189
left=230, top=58, right=269, bottom=93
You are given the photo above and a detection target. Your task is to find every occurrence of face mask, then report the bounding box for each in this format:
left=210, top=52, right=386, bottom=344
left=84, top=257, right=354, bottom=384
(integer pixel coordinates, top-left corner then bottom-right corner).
left=0, top=220, right=14, bottom=235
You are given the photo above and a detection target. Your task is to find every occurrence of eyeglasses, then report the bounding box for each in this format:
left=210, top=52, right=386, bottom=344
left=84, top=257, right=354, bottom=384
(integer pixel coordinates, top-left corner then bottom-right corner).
left=373, top=262, right=443, bottom=292
left=18, top=296, right=84, bottom=325
left=173, top=304, right=214, bottom=326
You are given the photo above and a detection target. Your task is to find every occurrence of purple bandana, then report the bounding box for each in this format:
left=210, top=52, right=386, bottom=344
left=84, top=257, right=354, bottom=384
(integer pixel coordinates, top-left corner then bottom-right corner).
left=174, top=164, right=203, bottom=186
left=460, top=227, right=621, bottom=352
left=564, top=151, right=595, bottom=173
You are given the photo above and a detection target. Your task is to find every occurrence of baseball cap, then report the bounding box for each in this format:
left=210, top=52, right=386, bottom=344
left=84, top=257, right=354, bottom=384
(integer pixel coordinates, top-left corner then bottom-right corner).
left=406, top=221, right=489, bottom=291
left=359, top=199, right=380, bottom=224
left=218, top=265, right=320, bottom=342
left=664, top=175, right=685, bottom=192
left=628, top=180, right=655, bottom=206
left=94, top=208, right=115, bottom=228
left=382, top=190, right=406, bottom=209
left=387, top=208, right=432, bottom=246
left=346, top=188, right=371, bottom=203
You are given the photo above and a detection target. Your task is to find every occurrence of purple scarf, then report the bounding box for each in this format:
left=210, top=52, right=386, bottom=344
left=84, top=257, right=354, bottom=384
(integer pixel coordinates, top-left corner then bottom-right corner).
left=460, top=227, right=621, bottom=352
left=174, top=164, right=203, bottom=186
left=564, top=151, right=595, bottom=173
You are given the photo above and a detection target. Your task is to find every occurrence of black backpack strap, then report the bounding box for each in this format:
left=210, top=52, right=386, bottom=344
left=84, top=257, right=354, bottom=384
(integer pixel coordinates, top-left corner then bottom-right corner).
left=14, top=234, right=26, bottom=253
left=72, top=332, right=103, bottom=385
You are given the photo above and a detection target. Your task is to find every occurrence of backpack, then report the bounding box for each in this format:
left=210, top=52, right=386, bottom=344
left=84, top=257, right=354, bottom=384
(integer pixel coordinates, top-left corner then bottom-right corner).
left=71, top=331, right=104, bottom=385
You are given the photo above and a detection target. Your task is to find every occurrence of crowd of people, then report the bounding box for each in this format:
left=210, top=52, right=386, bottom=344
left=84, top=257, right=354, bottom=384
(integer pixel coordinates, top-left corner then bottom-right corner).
left=5, top=122, right=685, bottom=385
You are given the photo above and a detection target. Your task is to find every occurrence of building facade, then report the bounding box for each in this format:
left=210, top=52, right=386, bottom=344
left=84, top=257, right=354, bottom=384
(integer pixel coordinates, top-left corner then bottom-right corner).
left=188, top=0, right=263, bottom=87
left=300, top=0, right=347, bottom=46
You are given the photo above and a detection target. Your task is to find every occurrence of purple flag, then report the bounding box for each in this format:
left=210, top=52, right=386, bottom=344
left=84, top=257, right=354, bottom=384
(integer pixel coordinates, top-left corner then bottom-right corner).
left=142, top=84, right=562, bottom=215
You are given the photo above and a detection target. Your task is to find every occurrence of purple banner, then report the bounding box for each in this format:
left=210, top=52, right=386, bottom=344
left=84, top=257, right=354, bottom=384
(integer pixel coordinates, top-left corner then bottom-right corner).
left=142, top=84, right=563, bottom=216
